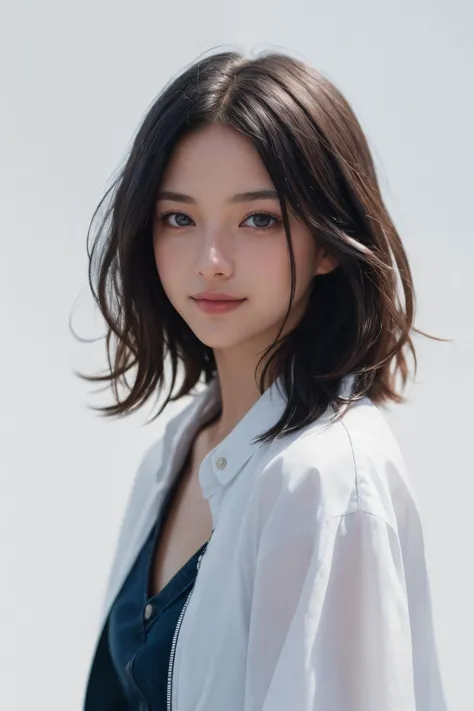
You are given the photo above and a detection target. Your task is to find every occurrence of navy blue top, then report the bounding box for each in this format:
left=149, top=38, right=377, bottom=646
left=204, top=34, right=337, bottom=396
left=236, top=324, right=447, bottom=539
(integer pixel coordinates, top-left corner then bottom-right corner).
left=107, top=476, right=209, bottom=711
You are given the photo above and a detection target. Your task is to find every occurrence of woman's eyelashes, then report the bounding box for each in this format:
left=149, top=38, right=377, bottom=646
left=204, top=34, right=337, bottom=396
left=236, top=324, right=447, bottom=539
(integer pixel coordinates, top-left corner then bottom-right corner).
left=242, top=211, right=282, bottom=230
left=158, top=211, right=193, bottom=228
left=157, top=210, right=282, bottom=231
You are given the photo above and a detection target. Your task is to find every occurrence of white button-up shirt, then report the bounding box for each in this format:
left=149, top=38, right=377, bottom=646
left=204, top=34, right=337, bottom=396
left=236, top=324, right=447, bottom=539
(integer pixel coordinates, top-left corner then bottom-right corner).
left=84, top=375, right=448, bottom=711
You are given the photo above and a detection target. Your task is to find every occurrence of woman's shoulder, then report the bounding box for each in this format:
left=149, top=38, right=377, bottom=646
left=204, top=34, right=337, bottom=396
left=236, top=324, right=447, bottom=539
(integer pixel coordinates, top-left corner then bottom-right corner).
left=126, top=394, right=202, bottom=499
left=255, top=396, right=416, bottom=534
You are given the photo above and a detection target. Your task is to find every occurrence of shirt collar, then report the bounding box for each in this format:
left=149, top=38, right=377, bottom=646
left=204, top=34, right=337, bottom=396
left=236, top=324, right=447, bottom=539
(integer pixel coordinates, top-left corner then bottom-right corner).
left=167, top=372, right=356, bottom=499
left=196, top=375, right=290, bottom=496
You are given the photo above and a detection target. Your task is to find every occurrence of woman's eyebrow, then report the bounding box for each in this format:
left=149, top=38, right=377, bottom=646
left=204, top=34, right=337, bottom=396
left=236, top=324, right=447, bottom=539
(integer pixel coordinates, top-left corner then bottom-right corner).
left=156, top=189, right=279, bottom=204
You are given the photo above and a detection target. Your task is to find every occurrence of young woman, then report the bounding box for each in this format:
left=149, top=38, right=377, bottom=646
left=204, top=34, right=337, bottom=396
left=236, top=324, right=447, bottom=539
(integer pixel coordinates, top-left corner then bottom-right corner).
left=80, top=49, right=448, bottom=710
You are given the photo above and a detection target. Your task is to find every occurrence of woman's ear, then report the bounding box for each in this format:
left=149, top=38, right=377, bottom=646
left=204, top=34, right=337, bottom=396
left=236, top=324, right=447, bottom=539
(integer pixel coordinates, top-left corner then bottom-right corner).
left=314, top=246, right=339, bottom=276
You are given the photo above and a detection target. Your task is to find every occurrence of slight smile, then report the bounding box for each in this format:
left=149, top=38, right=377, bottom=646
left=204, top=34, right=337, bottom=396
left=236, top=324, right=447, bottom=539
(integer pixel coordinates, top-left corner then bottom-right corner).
left=191, top=297, right=247, bottom=314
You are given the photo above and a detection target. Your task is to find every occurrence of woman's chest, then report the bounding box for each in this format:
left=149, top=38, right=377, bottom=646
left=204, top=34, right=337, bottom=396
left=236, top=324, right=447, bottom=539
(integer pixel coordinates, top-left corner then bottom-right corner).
left=149, top=439, right=214, bottom=598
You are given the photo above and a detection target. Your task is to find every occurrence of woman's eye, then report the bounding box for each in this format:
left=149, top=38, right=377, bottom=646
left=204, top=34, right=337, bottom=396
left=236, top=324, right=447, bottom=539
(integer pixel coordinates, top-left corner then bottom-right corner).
left=241, top=212, right=281, bottom=230
left=160, top=212, right=194, bottom=228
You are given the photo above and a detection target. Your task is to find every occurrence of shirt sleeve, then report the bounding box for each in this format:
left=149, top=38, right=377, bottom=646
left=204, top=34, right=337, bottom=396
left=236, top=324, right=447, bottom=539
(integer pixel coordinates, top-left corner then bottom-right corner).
left=244, top=504, right=427, bottom=711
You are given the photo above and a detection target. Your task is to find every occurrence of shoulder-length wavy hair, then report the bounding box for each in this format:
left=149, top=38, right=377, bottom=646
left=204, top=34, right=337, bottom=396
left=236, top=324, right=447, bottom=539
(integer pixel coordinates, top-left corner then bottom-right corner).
left=77, top=48, right=443, bottom=444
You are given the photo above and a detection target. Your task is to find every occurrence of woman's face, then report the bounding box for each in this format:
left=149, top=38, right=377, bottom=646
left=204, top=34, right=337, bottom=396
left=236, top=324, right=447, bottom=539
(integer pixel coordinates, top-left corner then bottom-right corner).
left=152, top=123, right=337, bottom=355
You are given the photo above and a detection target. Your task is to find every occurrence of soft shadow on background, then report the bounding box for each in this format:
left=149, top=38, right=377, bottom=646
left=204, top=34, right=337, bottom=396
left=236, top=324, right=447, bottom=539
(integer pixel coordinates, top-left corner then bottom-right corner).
left=1, top=1, right=472, bottom=709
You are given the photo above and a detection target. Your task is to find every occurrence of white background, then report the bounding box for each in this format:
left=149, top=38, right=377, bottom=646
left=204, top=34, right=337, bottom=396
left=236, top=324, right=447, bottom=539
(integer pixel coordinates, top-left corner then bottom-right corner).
left=1, top=1, right=472, bottom=709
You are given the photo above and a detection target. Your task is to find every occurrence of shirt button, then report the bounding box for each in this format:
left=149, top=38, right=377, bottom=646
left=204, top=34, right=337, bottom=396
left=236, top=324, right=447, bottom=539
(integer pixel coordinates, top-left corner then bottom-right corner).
left=216, top=456, right=227, bottom=470
left=144, top=603, right=153, bottom=621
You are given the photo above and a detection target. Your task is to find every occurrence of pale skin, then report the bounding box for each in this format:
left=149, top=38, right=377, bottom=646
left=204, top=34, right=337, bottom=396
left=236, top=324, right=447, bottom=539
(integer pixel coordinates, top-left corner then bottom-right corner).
left=148, top=123, right=338, bottom=595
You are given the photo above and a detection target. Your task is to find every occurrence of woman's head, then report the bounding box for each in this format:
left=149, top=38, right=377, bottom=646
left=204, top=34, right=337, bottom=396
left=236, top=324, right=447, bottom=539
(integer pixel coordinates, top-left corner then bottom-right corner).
left=153, top=121, right=337, bottom=367
left=82, top=49, right=433, bottom=441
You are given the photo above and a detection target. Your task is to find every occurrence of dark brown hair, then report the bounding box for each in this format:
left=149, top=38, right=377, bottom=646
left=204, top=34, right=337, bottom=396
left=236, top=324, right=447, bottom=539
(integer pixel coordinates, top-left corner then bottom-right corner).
left=76, top=48, right=444, bottom=444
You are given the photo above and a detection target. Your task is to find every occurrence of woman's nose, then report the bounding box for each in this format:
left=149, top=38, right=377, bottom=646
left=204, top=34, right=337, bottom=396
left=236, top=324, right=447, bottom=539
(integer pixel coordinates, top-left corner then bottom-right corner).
left=196, top=237, right=234, bottom=278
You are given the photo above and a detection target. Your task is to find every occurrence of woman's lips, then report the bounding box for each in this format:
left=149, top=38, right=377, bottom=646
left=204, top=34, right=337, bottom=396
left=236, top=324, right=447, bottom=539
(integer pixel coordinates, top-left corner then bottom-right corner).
left=191, top=298, right=247, bottom=314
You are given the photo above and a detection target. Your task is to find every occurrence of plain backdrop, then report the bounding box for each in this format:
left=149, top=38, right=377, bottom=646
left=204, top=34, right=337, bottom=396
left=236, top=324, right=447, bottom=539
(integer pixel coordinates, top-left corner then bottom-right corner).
left=1, top=1, right=472, bottom=709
